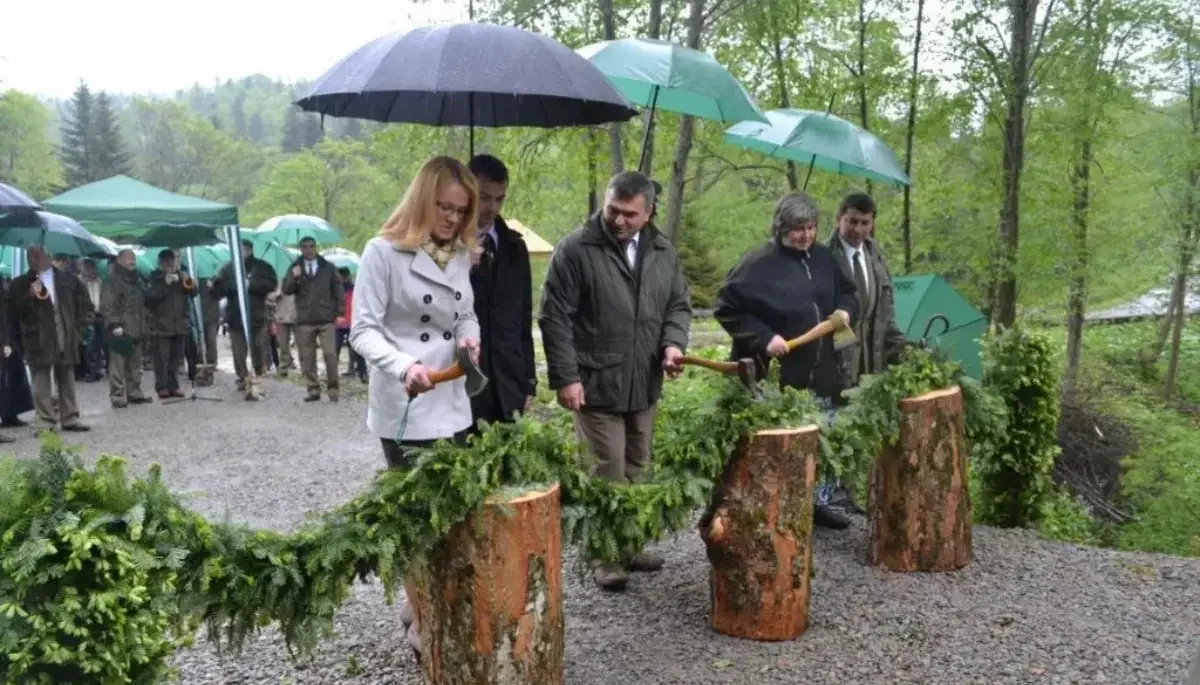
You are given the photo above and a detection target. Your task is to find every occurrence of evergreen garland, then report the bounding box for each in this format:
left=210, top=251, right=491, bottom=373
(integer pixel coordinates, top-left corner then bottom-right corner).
left=0, top=346, right=1010, bottom=684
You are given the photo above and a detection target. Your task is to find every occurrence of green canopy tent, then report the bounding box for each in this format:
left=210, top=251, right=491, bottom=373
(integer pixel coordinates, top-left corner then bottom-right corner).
left=891, top=275, right=988, bottom=379
left=42, top=175, right=250, bottom=381
left=42, top=175, right=235, bottom=247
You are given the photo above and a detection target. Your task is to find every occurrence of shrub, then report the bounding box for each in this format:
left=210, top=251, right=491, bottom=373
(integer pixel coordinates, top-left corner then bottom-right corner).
left=675, top=214, right=723, bottom=309
left=975, top=325, right=1061, bottom=527
left=0, top=433, right=198, bottom=684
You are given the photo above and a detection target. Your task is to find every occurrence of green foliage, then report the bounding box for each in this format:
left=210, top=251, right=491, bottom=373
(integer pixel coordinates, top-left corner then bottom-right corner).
left=0, top=433, right=196, bottom=685
left=0, top=90, right=63, bottom=197
left=976, top=326, right=1061, bottom=527
left=1037, top=488, right=1103, bottom=546
left=823, top=345, right=1007, bottom=501
left=675, top=214, right=724, bottom=308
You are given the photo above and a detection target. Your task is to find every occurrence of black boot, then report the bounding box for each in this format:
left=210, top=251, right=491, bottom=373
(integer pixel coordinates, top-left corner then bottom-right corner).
left=814, top=504, right=851, bottom=529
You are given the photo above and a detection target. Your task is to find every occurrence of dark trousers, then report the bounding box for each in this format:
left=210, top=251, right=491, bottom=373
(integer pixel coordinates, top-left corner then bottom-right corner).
left=269, top=332, right=280, bottom=370
left=184, top=332, right=198, bottom=382
left=76, top=320, right=106, bottom=380
left=336, top=328, right=366, bottom=376
left=381, top=431, right=467, bottom=470
left=153, top=335, right=184, bottom=392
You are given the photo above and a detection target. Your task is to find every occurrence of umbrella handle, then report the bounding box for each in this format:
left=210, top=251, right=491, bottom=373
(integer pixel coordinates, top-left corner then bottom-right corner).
left=182, top=276, right=197, bottom=292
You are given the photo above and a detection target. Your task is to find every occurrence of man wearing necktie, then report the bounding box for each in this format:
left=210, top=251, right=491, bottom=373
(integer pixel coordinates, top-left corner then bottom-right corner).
left=282, top=236, right=345, bottom=402
left=829, top=193, right=907, bottom=391
left=467, top=154, right=537, bottom=429
left=540, top=170, right=691, bottom=591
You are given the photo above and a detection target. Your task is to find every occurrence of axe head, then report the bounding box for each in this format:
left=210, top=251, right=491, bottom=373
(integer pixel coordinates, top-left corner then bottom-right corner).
left=456, top=346, right=490, bottom=398
left=736, top=357, right=762, bottom=397
left=831, top=326, right=858, bottom=353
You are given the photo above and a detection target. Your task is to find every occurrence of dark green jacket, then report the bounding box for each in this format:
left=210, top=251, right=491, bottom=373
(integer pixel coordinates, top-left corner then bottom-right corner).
left=100, top=265, right=148, bottom=340
left=8, top=267, right=94, bottom=366
left=281, top=255, right=344, bottom=325
left=145, top=269, right=197, bottom=337
left=212, top=257, right=278, bottom=330
left=539, top=215, right=692, bottom=413
left=829, top=233, right=907, bottom=387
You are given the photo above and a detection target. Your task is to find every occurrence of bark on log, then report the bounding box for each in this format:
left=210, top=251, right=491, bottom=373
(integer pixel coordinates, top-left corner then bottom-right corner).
left=700, top=426, right=820, bottom=641
left=868, top=386, right=972, bottom=572
left=405, top=483, right=563, bottom=685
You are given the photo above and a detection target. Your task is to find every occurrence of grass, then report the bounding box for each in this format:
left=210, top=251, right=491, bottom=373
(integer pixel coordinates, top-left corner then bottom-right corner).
left=1040, top=319, right=1200, bottom=557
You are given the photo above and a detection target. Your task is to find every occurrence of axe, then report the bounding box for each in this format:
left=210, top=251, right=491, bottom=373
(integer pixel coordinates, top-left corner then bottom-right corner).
left=679, top=356, right=760, bottom=394
left=410, top=346, right=490, bottom=398
left=785, top=313, right=858, bottom=354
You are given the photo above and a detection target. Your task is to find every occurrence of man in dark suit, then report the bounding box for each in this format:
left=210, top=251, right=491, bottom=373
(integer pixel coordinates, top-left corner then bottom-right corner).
left=467, top=154, right=537, bottom=430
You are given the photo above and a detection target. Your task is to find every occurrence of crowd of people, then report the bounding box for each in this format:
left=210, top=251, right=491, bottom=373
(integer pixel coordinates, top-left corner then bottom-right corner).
left=0, top=237, right=367, bottom=441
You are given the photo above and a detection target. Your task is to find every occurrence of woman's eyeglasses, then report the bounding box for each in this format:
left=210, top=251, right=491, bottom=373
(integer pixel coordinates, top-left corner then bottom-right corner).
left=436, top=201, right=469, bottom=218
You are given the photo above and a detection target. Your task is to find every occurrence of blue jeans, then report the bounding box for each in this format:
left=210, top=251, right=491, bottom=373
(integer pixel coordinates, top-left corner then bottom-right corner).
left=815, top=396, right=840, bottom=506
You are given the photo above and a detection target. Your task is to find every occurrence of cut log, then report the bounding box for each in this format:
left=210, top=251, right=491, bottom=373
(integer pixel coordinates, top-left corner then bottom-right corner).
left=868, top=385, right=972, bottom=572
left=405, top=483, right=563, bottom=685
left=699, top=426, right=820, bottom=641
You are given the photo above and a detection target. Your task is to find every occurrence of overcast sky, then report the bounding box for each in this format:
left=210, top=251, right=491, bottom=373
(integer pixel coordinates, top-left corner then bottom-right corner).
left=0, top=0, right=466, bottom=99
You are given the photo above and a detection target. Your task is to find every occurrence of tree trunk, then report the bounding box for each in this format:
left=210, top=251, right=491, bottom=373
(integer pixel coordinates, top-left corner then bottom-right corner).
left=1064, top=137, right=1092, bottom=399
left=869, top=386, right=972, bottom=572
left=587, top=128, right=599, bottom=216
left=664, top=0, right=705, bottom=242
left=992, top=1, right=1039, bottom=329
left=405, top=484, right=564, bottom=685
left=600, top=0, right=625, bottom=175
left=1164, top=171, right=1197, bottom=399
left=900, top=0, right=925, bottom=274
left=856, top=0, right=872, bottom=197
left=638, top=0, right=664, bottom=175
left=700, top=426, right=819, bottom=641
left=767, top=20, right=798, bottom=190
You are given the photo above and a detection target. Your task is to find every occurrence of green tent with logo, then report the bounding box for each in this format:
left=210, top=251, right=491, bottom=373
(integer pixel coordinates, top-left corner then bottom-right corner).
left=891, top=275, right=987, bottom=378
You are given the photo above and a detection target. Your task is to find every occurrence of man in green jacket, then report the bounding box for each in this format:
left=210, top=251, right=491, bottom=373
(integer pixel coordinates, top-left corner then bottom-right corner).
left=145, top=249, right=197, bottom=398
left=539, top=171, right=692, bottom=591
left=281, top=236, right=344, bottom=402
left=100, top=248, right=153, bottom=408
left=211, top=239, right=278, bottom=400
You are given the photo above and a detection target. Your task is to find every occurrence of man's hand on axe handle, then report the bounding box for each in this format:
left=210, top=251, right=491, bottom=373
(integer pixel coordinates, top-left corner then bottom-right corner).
left=832, top=309, right=851, bottom=329
left=662, top=345, right=684, bottom=378
left=765, top=335, right=789, bottom=358
left=404, top=363, right=433, bottom=395
left=457, top=336, right=480, bottom=367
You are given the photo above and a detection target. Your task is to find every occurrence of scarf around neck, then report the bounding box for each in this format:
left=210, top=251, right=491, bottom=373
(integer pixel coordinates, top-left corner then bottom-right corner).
left=421, top=239, right=457, bottom=271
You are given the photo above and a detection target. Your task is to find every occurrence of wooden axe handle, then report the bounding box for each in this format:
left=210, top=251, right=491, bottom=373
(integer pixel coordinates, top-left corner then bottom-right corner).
left=427, top=361, right=465, bottom=385
left=785, top=319, right=837, bottom=352
left=681, top=355, right=742, bottom=375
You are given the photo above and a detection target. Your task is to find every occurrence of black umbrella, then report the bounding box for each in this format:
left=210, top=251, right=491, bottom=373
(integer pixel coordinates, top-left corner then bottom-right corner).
left=0, top=182, right=41, bottom=213
left=294, top=22, right=639, bottom=154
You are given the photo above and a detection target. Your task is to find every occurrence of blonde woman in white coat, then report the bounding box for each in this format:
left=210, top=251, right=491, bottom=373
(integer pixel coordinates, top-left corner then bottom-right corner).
left=350, top=155, right=482, bottom=470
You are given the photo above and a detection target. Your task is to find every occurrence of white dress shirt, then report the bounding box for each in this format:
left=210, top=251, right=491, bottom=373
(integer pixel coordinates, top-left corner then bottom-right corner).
left=624, top=231, right=640, bottom=268
left=305, top=258, right=318, bottom=276
left=38, top=268, right=57, bottom=305
left=842, top=241, right=870, bottom=293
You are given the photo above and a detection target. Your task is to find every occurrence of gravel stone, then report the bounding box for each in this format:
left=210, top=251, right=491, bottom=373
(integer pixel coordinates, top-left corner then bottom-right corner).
left=4, top=339, right=1198, bottom=684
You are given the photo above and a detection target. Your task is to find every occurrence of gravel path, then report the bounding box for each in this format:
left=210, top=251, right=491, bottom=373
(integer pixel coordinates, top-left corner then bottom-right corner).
left=3, top=337, right=1198, bottom=685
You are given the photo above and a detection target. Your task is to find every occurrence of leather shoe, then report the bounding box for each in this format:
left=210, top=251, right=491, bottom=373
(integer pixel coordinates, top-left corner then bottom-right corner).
left=625, top=551, right=664, bottom=572
left=814, top=504, right=851, bottom=529
left=129, top=396, right=153, bottom=404
left=592, top=563, right=628, bottom=591
left=61, top=423, right=90, bottom=432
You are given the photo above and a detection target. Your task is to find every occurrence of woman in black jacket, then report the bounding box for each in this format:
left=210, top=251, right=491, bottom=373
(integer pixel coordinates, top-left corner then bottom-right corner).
left=714, top=191, right=858, bottom=528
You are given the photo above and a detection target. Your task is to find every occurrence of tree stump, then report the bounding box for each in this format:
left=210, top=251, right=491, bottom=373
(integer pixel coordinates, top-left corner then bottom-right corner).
left=868, top=385, right=972, bottom=572
left=700, top=426, right=820, bottom=641
left=405, top=483, right=563, bottom=685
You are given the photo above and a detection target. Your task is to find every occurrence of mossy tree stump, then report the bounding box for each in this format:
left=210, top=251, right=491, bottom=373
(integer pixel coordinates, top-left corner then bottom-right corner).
left=405, top=483, right=563, bottom=685
left=700, top=426, right=820, bottom=641
left=868, top=386, right=972, bottom=572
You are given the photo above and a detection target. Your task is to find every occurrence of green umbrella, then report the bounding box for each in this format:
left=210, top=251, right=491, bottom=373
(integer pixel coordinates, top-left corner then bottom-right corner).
left=724, top=108, right=911, bottom=188
left=255, top=214, right=342, bottom=246
left=322, top=250, right=359, bottom=275
left=577, top=37, right=767, bottom=169
left=0, top=211, right=116, bottom=258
